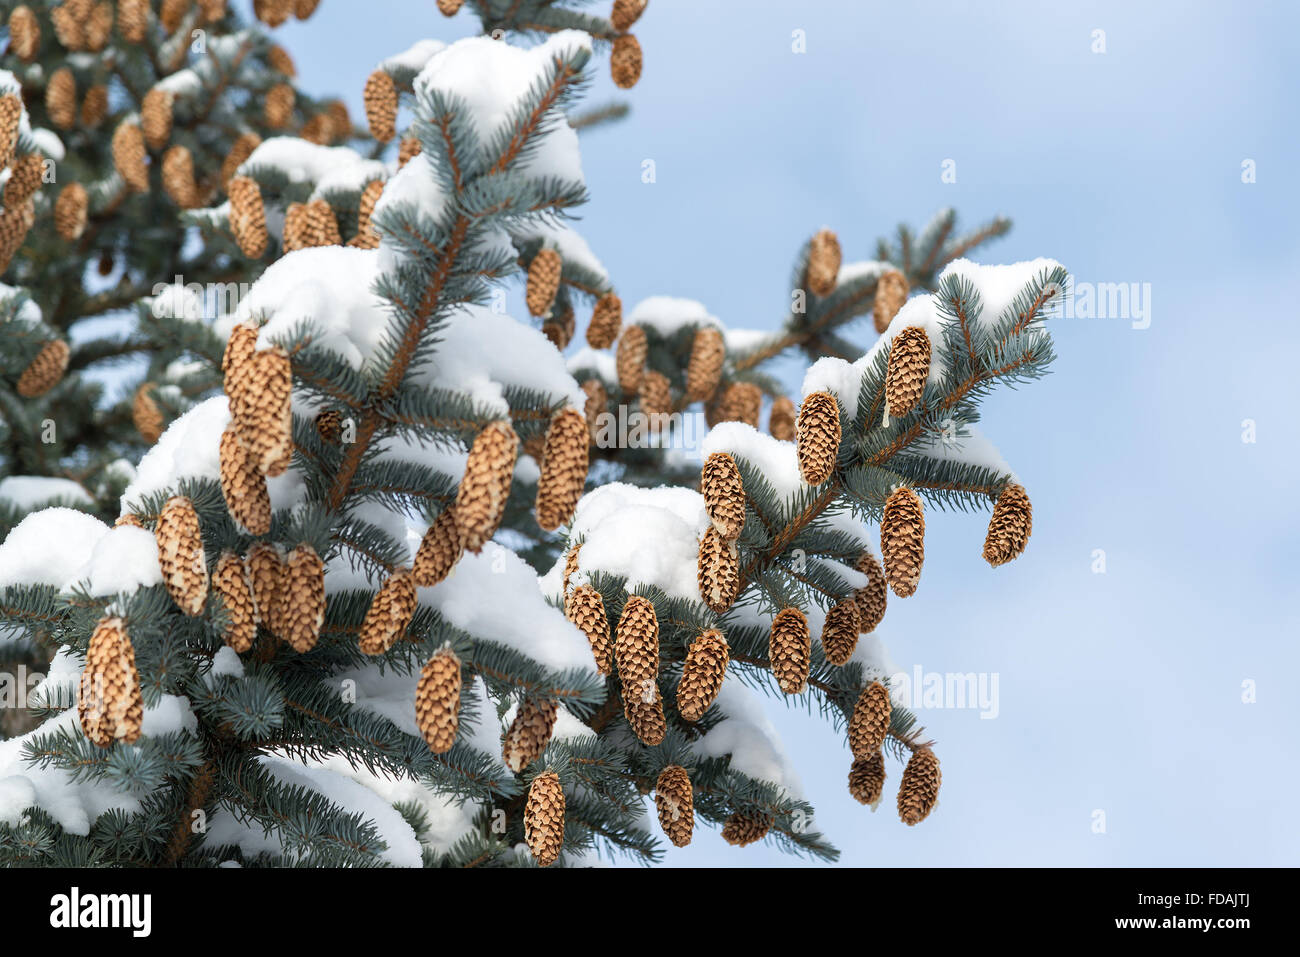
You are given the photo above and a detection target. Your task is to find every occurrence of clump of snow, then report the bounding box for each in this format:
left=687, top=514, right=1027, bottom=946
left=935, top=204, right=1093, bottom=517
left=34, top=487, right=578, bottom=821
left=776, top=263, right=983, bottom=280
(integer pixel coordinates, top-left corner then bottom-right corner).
left=155, top=69, right=202, bottom=97
left=0, top=476, right=92, bottom=509
left=940, top=257, right=1064, bottom=330
left=701, top=422, right=802, bottom=498
left=146, top=281, right=204, bottom=322
left=907, top=422, right=1013, bottom=476
left=626, top=296, right=721, bottom=337
left=0, top=509, right=108, bottom=590
left=836, top=260, right=890, bottom=285
left=381, top=38, right=448, bottom=74
left=29, top=128, right=64, bottom=161
left=241, top=137, right=373, bottom=187
left=691, top=677, right=804, bottom=800
left=73, top=525, right=162, bottom=597
left=567, top=347, right=616, bottom=385
left=0, top=281, right=42, bottom=323
left=209, top=646, right=245, bottom=679
left=724, top=327, right=780, bottom=356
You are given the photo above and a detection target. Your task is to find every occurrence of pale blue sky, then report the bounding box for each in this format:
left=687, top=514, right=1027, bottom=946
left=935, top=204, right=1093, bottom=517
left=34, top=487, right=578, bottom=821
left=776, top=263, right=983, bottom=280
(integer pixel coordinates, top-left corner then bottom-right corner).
left=282, top=1, right=1300, bottom=865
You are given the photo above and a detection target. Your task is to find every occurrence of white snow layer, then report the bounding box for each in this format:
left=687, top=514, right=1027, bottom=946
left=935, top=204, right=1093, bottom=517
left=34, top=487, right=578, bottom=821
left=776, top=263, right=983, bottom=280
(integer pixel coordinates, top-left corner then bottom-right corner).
left=627, top=296, right=722, bottom=336
left=0, top=508, right=108, bottom=590
left=381, top=38, right=448, bottom=74
left=0, top=476, right=92, bottom=509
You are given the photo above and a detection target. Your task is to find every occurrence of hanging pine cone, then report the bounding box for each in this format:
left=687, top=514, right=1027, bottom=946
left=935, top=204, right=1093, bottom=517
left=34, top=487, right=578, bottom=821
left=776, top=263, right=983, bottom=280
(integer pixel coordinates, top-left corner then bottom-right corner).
left=707, top=381, right=761, bottom=428
left=212, top=551, right=257, bottom=653
left=881, top=487, right=925, bottom=597
left=54, top=182, right=89, bottom=241
left=363, top=69, right=397, bottom=143
left=111, top=120, right=149, bottom=192
left=768, top=395, right=796, bottom=441
left=85, top=1, right=113, bottom=50
left=227, top=176, right=268, bottom=258
left=141, top=88, right=173, bottom=150
left=525, top=247, right=562, bottom=317
left=0, top=94, right=21, bottom=165
left=885, top=326, right=931, bottom=417
left=676, top=628, right=728, bottom=722
left=253, top=0, right=291, bottom=27
left=303, top=198, right=341, bottom=246
left=696, top=525, right=739, bottom=614
left=873, top=269, right=910, bottom=334
left=684, top=326, right=725, bottom=402
left=398, top=135, right=422, bottom=168
left=267, top=44, right=296, bottom=75
left=586, top=292, right=622, bottom=348
left=221, top=132, right=261, bottom=186
left=279, top=544, right=325, bottom=653
left=299, top=113, right=333, bottom=145
left=159, top=0, right=190, bottom=32
left=820, top=599, right=861, bottom=667
left=79, top=616, right=143, bottom=748
left=7, top=7, right=40, bottom=61
left=198, top=0, right=227, bottom=22
left=455, top=420, right=518, bottom=552
left=156, top=496, right=208, bottom=616
left=615, top=324, right=647, bottom=394
left=223, top=322, right=257, bottom=396
left=806, top=228, right=841, bottom=297
left=46, top=68, right=77, bottom=129
left=0, top=198, right=33, bottom=273
left=314, top=408, right=342, bottom=444
left=853, top=549, right=887, bottom=633
left=132, top=383, right=163, bottom=442
left=118, top=0, right=147, bottom=42
left=436, top=0, right=463, bottom=14
left=161, top=146, right=200, bottom=208
left=983, top=483, right=1032, bottom=567
left=769, top=608, right=810, bottom=695
left=219, top=424, right=271, bottom=535
left=611, top=0, right=648, bottom=31
left=848, top=681, right=891, bottom=759
left=415, top=648, right=462, bottom=753
left=524, top=770, right=565, bottom=866
left=281, top=202, right=311, bottom=252
left=796, top=391, right=840, bottom=485
left=79, top=83, right=108, bottom=128
left=562, top=542, right=581, bottom=597
left=565, top=584, right=612, bottom=675
left=358, top=567, right=417, bottom=655
left=226, top=343, right=292, bottom=477
left=16, top=339, right=69, bottom=398
left=638, top=370, right=672, bottom=424
left=503, top=696, right=558, bottom=773
left=898, top=747, right=941, bottom=825
left=721, top=810, right=770, bottom=847
left=263, top=82, right=294, bottom=128
left=245, top=542, right=284, bottom=632
left=655, top=764, right=694, bottom=847
left=534, top=407, right=589, bottom=532
left=615, top=595, right=664, bottom=745
left=579, top=378, right=607, bottom=445
left=293, top=0, right=318, bottom=18
left=701, top=452, right=745, bottom=540
left=350, top=178, right=384, bottom=248
left=848, top=752, right=886, bottom=806
left=610, top=34, right=642, bottom=89
left=410, top=507, right=462, bottom=588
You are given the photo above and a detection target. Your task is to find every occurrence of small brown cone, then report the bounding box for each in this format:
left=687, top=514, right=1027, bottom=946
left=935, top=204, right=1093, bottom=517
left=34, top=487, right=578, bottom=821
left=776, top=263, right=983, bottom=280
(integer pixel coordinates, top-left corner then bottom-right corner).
left=363, top=69, right=397, bottom=143
left=350, top=178, right=385, bottom=248
left=198, top=0, right=227, bottom=20
left=115, top=513, right=144, bottom=529
left=111, top=120, right=149, bottom=192
left=769, top=395, right=796, bottom=441
left=696, top=525, right=739, bottom=614
left=806, top=228, right=841, bottom=297
left=983, top=483, right=1032, bottom=567
left=16, top=339, right=70, bottom=398
left=436, top=0, right=463, bottom=14
left=54, top=182, right=89, bottom=241
left=676, top=628, right=728, bottom=722
left=398, top=135, right=422, bottom=168
left=586, top=292, right=622, bottom=348
left=141, top=88, right=174, bottom=150
left=685, top=326, right=724, bottom=402
left=524, top=770, right=565, bottom=866
left=358, top=567, right=417, bottom=655
left=267, top=44, right=296, bottom=76
left=615, top=595, right=663, bottom=745
left=292, top=0, right=318, bottom=17
left=281, top=544, right=325, bottom=653
left=156, top=496, right=208, bottom=616
left=221, top=132, right=261, bottom=186
left=412, top=507, right=463, bottom=587
left=161, top=146, right=200, bottom=208
left=263, top=82, right=295, bottom=128
left=132, top=383, right=164, bottom=443
left=881, top=486, right=925, bottom=598
left=796, top=391, right=840, bottom=485
left=853, top=549, right=887, bottom=633
left=281, top=202, right=311, bottom=251
left=769, top=607, right=810, bottom=695
left=873, top=269, right=910, bottom=334
left=79, top=616, right=143, bottom=748
left=253, top=0, right=291, bottom=28
left=79, top=83, right=109, bottom=128
left=502, top=696, right=558, bottom=773
left=119, top=0, right=147, bottom=42
left=610, top=34, right=642, bottom=89
left=565, top=584, right=612, bottom=675
left=535, top=407, right=589, bottom=532
left=0, top=95, right=22, bottom=166
left=721, top=810, right=770, bottom=847
left=415, top=648, right=462, bottom=753
left=455, top=421, right=518, bottom=553
left=848, top=681, right=891, bottom=760
left=611, top=0, right=648, bottom=31
left=885, top=326, right=931, bottom=417
left=315, top=408, right=342, bottom=444
left=848, top=752, right=886, bottom=806
left=655, top=764, right=694, bottom=847
left=561, top=542, right=581, bottom=597
left=898, top=747, right=941, bottom=825
left=219, top=424, right=271, bottom=535
left=615, top=324, right=647, bottom=394
left=526, top=247, right=562, bottom=317
left=706, top=381, right=761, bottom=428
left=8, top=7, right=40, bottom=61
left=638, top=371, right=671, bottom=424
left=302, top=198, right=341, bottom=247
left=579, top=379, right=607, bottom=445
left=46, top=69, right=77, bottom=130
left=227, top=176, right=268, bottom=258
left=820, top=599, right=861, bottom=667
left=245, top=542, right=284, bottom=632
left=212, top=551, right=257, bottom=653
left=701, top=452, right=745, bottom=540
left=159, top=0, right=190, bottom=32
left=0, top=198, right=34, bottom=273
left=296, top=110, right=333, bottom=142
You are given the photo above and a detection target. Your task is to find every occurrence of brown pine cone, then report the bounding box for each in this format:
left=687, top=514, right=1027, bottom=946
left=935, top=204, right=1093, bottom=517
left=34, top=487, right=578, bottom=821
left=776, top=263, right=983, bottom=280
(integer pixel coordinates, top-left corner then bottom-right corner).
left=615, top=324, right=647, bottom=394
left=721, top=810, right=771, bottom=847
left=561, top=542, right=581, bottom=597
left=853, top=549, right=887, bottom=633
left=49, top=0, right=88, bottom=50
left=0, top=95, right=22, bottom=166
left=586, top=292, right=622, bottom=348
left=84, top=1, right=113, bottom=51
left=299, top=113, right=334, bottom=145
left=281, top=544, right=325, bottom=653
left=611, top=0, right=648, bottom=31
left=685, top=326, right=724, bottom=402
left=161, top=146, right=200, bottom=208
left=111, top=120, right=149, bottom=192
left=701, top=452, right=745, bottom=540
left=820, top=599, right=861, bottom=667
left=706, top=381, right=761, bottom=428
left=502, top=696, right=558, bottom=773
left=415, top=648, right=462, bottom=753
left=541, top=296, right=575, bottom=349
left=218, top=424, right=271, bottom=535
left=412, top=507, right=463, bottom=587
left=638, top=370, right=672, bottom=424
left=156, top=496, right=208, bottom=616
left=796, top=391, right=840, bottom=485
left=245, top=542, right=284, bottom=633
left=46, top=69, right=77, bottom=129
left=118, top=0, right=148, bottom=42
left=7, top=7, right=40, bottom=61
left=212, top=551, right=257, bottom=653
left=281, top=202, right=310, bottom=252
left=614, top=595, right=659, bottom=696
left=565, top=584, right=612, bottom=675
left=611, top=34, right=642, bottom=89
left=456, top=421, right=518, bottom=552
left=303, top=198, right=341, bottom=246
left=79, top=616, right=143, bottom=747
left=267, top=44, right=296, bottom=75
left=230, top=345, right=292, bottom=476
left=655, top=764, right=694, bottom=847
left=526, top=247, right=562, bottom=317
left=54, top=182, right=89, bottom=241
left=898, top=747, right=941, bottom=825
left=141, top=88, right=174, bottom=150
left=769, top=395, right=796, bottom=441
left=535, top=407, right=589, bottom=532
left=221, top=132, right=261, bottom=186
left=676, top=628, right=728, bottom=722
left=159, top=0, right=190, bottom=33
left=624, top=693, right=665, bottom=747
left=363, top=69, right=397, bottom=143
left=132, top=383, right=163, bottom=443
left=579, top=378, right=608, bottom=446
left=696, top=525, right=739, bottom=614
left=848, top=751, right=886, bottom=806
left=227, top=176, right=268, bottom=258
left=253, top=0, right=291, bottom=27
left=293, top=0, right=318, bottom=17
left=885, top=326, right=931, bottom=417
left=524, top=770, right=565, bottom=866
left=350, top=178, right=385, bottom=248
left=398, top=135, right=422, bottom=168
left=263, top=82, right=295, bottom=128
left=314, top=408, right=342, bottom=444
left=79, top=84, right=108, bottom=128
left=983, top=483, right=1032, bottom=567
left=769, top=607, right=810, bottom=695
left=16, top=339, right=70, bottom=398
left=881, top=487, right=925, bottom=597
left=848, top=681, right=891, bottom=760
left=436, top=0, right=463, bottom=14
left=0, top=198, right=34, bottom=273
left=873, top=269, right=910, bottom=333
left=358, top=567, right=417, bottom=655
left=806, top=228, right=841, bottom=297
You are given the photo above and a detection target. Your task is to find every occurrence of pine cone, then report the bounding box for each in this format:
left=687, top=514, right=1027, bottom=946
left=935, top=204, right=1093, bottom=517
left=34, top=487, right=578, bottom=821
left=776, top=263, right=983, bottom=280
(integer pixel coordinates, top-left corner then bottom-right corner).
left=0, top=198, right=33, bottom=273
left=267, top=44, right=296, bottom=75
left=228, top=344, right=292, bottom=477
left=848, top=751, right=886, bottom=805
left=696, top=525, right=739, bottom=614
left=293, top=0, right=319, bottom=18
left=721, top=810, right=770, bottom=847
left=898, top=747, right=941, bottom=825
left=853, top=549, right=887, bottom=633
left=873, top=269, right=909, bottom=334
left=769, top=395, right=796, bottom=441
left=503, top=696, right=558, bottom=773
left=881, top=487, right=925, bottom=597
left=806, top=228, right=841, bottom=297
left=156, top=496, right=208, bottom=616
left=562, top=542, right=581, bottom=597
left=363, top=69, right=397, bottom=143
left=118, top=0, right=147, bottom=42
left=299, top=113, right=333, bottom=145
left=684, top=326, right=724, bottom=402
left=579, top=378, right=607, bottom=445
left=624, top=693, right=665, bottom=746
left=263, top=82, right=295, bottom=128
left=565, top=584, right=612, bottom=675
left=245, top=542, right=284, bottom=632
left=615, top=595, right=664, bottom=744
left=885, top=326, right=931, bottom=417
left=350, top=178, right=384, bottom=248
left=115, top=513, right=144, bottom=528
left=820, top=599, right=861, bottom=666
left=706, top=381, right=761, bottom=428
left=132, top=383, right=164, bottom=443
left=398, top=135, right=422, bottom=168
left=141, top=88, right=173, bottom=150
left=535, top=407, right=589, bottom=531
left=212, top=551, right=257, bottom=653
left=541, top=296, right=575, bottom=349
left=586, top=292, right=622, bottom=348
left=314, top=408, right=342, bottom=444
left=221, top=132, right=261, bottom=186
left=219, top=424, right=271, bottom=534
left=526, top=247, right=562, bottom=317
left=46, top=68, right=77, bottom=129
left=796, top=391, right=840, bottom=485
left=253, top=0, right=291, bottom=28
left=616, top=324, right=647, bottom=393
left=412, top=507, right=462, bottom=587
left=436, top=0, right=463, bottom=13
left=455, top=420, right=518, bottom=552
left=161, top=146, right=200, bottom=208
left=638, top=370, right=672, bottom=423
left=159, top=0, right=190, bottom=33
left=848, top=681, right=890, bottom=759
left=655, top=764, right=694, bottom=847
left=676, top=628, right=728, bottom=722
left=610, top=34, right=642, bottom=89
left=198, top=0, right=227, bottom=21
left=111, top=120, right=149, bottom=192
left=7, top=7, right=40, bottom=61
left=415, top=648, right=462, bottom=753
left=769, top=607, right=810, bottom=694
left=983, top=483, right=1032, bottom=567
left=701, top=452, right=745, bottom=540
left=358, top=567, right=417, bottom=655
left=227, top=176, right=268, bottom=258
left=79, top=616, right=143, bottom=747
left=524, top=770, right=565, bottom=866
left=278, top=544, right=325, bottom=653
left=85, top=1, right=112, bottom=50
left=303, top=197, right=341, bottom=246
left=16, top=339, right=69, bottom=398
left=282, top=202, right=310, bottom=252
left=0, top=95, right=21, bottom=166
left=79, top=83, right=108, bottom=128
left=611, top=0, right=648, bottom=31
left=54, top=182, right=89, bottom=241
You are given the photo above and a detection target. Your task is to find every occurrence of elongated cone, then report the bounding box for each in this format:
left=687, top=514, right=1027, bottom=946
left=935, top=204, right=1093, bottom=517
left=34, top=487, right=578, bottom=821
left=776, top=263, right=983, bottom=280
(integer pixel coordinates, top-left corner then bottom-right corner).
left=132, top=382, right=163, bottom=443
left=219, top=424, right=271, bottom=535
left=873, top=269, right=909, bottom=333
left=294, top=0, right=319, bottom=18
left=769, top=395, right=796, bottom=441
left=358, top=567, right=417, bottom=655
left=264, top=82, right=294, bottom=128
left=80, top=84, right=108, bottom=127
left=0, top=198, right=34, bottom=273
left=503, top=696, right=558, bottom=773
left=885, top=326, right=931, bottom=417
left=853, top=549, right=887, bottom=633
left=119, top=0, right=148, bottom=42
left=412, top=507, right=462, bottom=587
left=315, top=408, right=342, bottom=444
left=562, top=542, right=581, bottom=597
left=282, top=544, right=325, bottom=653
left=566, top=584, right=612, bottom=675
left=616, top=595, right=664, bottom=745
left=696, top=525, right=739, bottom=614
left=525, top=771, right=565, bottom=866
left=638, top=371, right=671, bottom=424
left=231, top=346, right=292, bottom=476
left=769, top=607, right=810, bottom=695
left=222, top=322, right=258, bottom=412
left=722, top=810, right=770, bottom=847
left=655, top=764, right=694, bottom=847
left=212, top=551, right=257, bottom=653
left=267, top=44, right=295, bottom=75
left=156, top=496, right=208, bottom=615
left=303, top=198, right=341, bottom=246
left=4, top=153, right=45, bottom=206
left=222, top=132, right=261, bottom=186
left=848, top=752, right=886, bottom=806
left=580, top=379, right=607, bottom=445
left=796, top=391, right=840, bottom=485
left=611, top=34, right=642, bottom=89
left=881, top=487, right=925, bottom=597
left=141, top=87, right=174, bottom=150
left=611, top=0, right=648, bottom=31
left=16, top=339, right=69, bottom=398
left=79, top=616, right=143, bottom=747
left=7, top=7, right=39, bottom=62
left=685, top=326, right=724, bottom=402
left=0, top=94, right=20, bottom=165
left=54, top=183, right=89, bottom=240
left=701, top=452, right=745, bottom=540
left=160, top=0, right=190, bottom=32
left=706, top=381, right=760, bottom=428
left=398, top=135, right=422, bottom=168
left=455, top=421, right=518, bottom=552
left=586, top=292, right=622, bottom=348
left=820, top=599, right=861, bottom=667
left=363, top=69, right=397, bottom=142
left=526, top=247, right=562, bottom=317
left=535, top=407, right=589, bottom=531
left=806, top=228, right=841, bottom=297
left=350, top=178, right=384, bottom=248
left=848, top=681, right=891, bottom=760
left=415, top=648, right=462, bottom=754
left=616, top=324, right=647, bottom=393
left=983, top=483, right=1032, bottom=567
left=898, top=747, right=941, bottom=825
left=112, top=121, right=149, bottom=192
left=676, top=628, right=728, bottom=722
left=228, top=176, right=268, bottom=258
left=162, top=146, right=200, bottom=208
left=46, top=69, right=76, bottom=129
left=245, top=542, right=284, bottom=633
